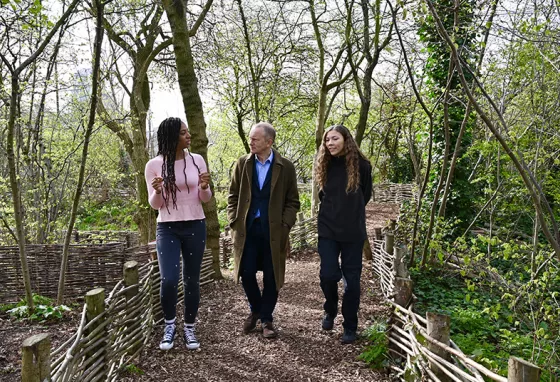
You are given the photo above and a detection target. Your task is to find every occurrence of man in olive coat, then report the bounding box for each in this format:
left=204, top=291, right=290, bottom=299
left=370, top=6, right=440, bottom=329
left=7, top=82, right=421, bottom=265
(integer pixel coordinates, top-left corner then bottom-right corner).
left=227, top=122, right=300, bottom=338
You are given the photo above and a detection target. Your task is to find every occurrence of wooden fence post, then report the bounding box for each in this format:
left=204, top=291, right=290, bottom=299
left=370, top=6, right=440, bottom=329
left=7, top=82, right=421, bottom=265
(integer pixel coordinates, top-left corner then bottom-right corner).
left=508, top=357, right=541, bottom=381
left=394, top=277, right=413, bottom=307
left=124, top=261, right=139, bottom=300
left=426, top=312, right=451, bottom=381
left=374, top=227, right=382, bottom=241
left=124, top=261, right=140, bottom=355
left=85, top=288, right=107, bottom=379
left=394, top=246, right=409, bottom=278
left=222, top=227, right=231, bottom=268
left=390, top=277, right=413, bottom=358
left=21, top=333, right=51, bottom=382
left=384, top=232, right=394, bottom=255
left=363, top=239, right=372, bottom=261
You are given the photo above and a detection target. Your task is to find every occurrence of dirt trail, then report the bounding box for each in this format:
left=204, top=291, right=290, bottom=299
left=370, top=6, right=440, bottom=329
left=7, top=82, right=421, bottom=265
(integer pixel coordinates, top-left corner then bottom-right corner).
left=0, top=203, right=399, bottom=382
left=121, top=203, right=398, bottom=382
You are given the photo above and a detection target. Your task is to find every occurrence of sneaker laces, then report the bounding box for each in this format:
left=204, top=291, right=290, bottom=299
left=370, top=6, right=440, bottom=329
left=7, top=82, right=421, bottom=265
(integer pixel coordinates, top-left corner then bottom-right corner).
left=162, top=325, right=175, bottom=343
left=184, top=326, right=197, bottom=343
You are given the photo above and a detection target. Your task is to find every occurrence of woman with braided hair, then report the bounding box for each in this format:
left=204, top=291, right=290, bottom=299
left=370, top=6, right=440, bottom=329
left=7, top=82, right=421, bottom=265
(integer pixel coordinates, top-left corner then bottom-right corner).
left=144, top=117, right=212, bottom=350
left=314, top=125, right=372, bottom=344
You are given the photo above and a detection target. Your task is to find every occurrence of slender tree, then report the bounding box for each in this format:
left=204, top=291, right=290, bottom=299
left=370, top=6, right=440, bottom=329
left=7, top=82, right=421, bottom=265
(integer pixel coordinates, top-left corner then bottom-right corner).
left=345, top=0, right=393, bottom=147
left=161, top=0, right=223, bottom=279
left=0, top=0, right=80, bottom=310
left=96, top=1, right=172, bottom=244
left=57, top=0, right=105, bottom=304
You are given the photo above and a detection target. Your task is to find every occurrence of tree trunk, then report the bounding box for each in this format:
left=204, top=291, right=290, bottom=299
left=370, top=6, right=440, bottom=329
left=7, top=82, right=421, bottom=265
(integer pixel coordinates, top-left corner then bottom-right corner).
left=1, top=0, right=80, bottom=311
left=57, top=0, right=105, bottom=304
left=131, top=73, right=154, bottom=244
left=162, top=0, right=223, bottom=279
left=7, top=76, right=34, bottom=311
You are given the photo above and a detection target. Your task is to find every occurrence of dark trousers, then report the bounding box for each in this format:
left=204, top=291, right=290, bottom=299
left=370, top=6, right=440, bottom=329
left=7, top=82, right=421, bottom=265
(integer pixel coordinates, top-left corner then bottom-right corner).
left=156, top=220, right=206, bottom=323
left=318, top=237, right=363, bottom=331
left=241, top=219, right=278, bottom=323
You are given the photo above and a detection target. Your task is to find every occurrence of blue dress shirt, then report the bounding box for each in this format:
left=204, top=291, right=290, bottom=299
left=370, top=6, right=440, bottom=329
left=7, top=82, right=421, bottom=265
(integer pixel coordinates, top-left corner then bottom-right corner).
left=255, top=150, right=274, bottom=217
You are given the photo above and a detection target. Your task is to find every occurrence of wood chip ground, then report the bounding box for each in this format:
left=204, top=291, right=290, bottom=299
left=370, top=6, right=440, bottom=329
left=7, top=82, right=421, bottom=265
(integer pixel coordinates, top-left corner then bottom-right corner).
left=0, top=203, right=397, bottom=382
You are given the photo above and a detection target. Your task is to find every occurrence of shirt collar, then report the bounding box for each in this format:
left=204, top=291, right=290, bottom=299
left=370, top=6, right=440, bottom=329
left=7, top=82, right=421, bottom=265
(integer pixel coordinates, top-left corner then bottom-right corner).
left=255, top=150, right=274, bottom=165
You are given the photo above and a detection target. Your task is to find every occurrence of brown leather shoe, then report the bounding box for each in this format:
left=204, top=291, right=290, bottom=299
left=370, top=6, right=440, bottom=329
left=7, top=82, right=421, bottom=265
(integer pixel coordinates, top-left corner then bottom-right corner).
left=262, top=321, right=278, bottom=339
left=243, top=312, right=259, bottom=334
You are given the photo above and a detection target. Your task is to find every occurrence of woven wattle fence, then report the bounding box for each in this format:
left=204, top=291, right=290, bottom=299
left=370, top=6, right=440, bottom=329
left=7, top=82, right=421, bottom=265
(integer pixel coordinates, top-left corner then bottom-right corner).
left=21, top=241, right=215, bottom=382
left=54, top=230, right=140, bottom=248
left=373, top=183, right=414, bottom=204
left=372, top=232, right=541, bottom=381
left=0, top=233, right=213, bottom=304
left=0, top=243, right=148, bottom=303
left=49, top=259, right=158, bottom=381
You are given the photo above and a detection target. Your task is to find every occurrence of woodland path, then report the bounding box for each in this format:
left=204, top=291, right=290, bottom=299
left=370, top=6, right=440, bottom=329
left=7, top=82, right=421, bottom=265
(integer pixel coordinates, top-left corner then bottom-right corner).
left=0, top=203, right=398, bottom=382
left=120, top=203, right=398, bottom=382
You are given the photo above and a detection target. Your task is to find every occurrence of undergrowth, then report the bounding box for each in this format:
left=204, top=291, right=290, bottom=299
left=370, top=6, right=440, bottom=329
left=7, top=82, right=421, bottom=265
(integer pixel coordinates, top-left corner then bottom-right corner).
left=76, top=198, right=137, bottom=231
left=1, top=294, right=71, bottom=322
left=358, top=321, right=389, bottom=369
left=411, top=267, right=559, bottom=379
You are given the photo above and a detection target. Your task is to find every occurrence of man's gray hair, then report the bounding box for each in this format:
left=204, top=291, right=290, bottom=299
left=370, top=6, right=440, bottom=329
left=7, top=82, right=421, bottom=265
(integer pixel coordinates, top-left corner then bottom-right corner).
left=253, top=122, right=276, bottom=142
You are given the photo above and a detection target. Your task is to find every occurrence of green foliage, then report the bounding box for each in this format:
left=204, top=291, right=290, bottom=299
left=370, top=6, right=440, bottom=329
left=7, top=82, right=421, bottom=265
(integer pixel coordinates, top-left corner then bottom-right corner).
left=410, top=256, right=560, bottom=379
left=298, top=190, right=312, bottom=217
left=76, top=198, right=137, bottom=231
left=213, top=190, right=230, bottom=230
left=387, top=154, right=415, bottom=184
left=227, top=256, right=235, bottom=272
left=358, top=322, right=389, bottom=369
left=123, top=364, right=144, bottom=375
left=5, top=294, right=71, bottom=321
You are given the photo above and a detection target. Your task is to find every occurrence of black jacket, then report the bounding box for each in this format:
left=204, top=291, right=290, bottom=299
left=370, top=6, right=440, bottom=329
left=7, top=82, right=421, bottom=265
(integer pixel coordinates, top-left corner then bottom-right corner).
left=318, top=155, right=372, bottom=242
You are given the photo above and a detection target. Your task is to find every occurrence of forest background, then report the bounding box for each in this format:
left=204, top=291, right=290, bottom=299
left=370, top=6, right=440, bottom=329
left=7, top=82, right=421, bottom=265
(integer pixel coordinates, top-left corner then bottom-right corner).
left=1, top=0, right=559, bottom=378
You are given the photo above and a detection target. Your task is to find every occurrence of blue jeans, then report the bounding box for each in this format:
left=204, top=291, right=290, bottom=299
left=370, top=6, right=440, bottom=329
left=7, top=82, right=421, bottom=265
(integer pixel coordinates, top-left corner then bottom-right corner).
left=241, top=219, right=278, bottom=323
left=156, top=220, right=206, bottom=323
left=318, top=237, right=364, bottom=331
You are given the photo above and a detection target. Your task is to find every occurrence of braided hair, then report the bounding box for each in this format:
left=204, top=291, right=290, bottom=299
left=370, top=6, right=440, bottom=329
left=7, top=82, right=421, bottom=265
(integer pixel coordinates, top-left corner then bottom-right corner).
left=156, top=117, right=201, bottom=212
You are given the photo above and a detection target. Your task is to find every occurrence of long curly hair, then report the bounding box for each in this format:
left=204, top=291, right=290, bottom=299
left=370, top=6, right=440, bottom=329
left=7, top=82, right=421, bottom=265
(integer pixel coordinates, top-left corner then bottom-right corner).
left=314, top=125, right=370, bottom=193
left=157, top=117, right=201, bottom=212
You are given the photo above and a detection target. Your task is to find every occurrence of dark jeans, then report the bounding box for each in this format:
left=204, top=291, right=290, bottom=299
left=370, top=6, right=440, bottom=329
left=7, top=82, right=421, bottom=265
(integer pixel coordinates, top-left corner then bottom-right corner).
left=241, top=219, right=278, bottom=323
left=318, top=237, right=364, bottom=331
left=156, top=220, right=206, bottom=323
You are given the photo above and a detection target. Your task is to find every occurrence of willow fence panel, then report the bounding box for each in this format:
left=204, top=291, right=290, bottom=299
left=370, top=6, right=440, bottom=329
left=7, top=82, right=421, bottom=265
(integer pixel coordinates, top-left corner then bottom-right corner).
left=373, top=183, right=415, bottom=204
left=1, top=239, right=213, bottom=305
left=372, top=236, right=540, bottom=381
left=54, top=230, right=140, bottom=248
left=50, top=261, right=157, bottom=381
left=0, top=243, right=142, bottom=303
left=20, top=238, right=215, bottom=381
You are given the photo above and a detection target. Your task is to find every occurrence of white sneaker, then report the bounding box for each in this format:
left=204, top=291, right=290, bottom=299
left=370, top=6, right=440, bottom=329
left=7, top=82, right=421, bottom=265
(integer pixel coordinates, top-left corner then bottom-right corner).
left=184, top=325, right=200, bottom=350
left=159, top=324, right=176, bottom=350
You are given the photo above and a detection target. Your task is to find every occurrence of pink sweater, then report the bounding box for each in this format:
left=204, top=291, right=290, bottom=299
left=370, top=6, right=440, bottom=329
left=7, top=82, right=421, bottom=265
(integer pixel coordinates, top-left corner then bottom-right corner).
left=144, top=153, right=212, bottom=223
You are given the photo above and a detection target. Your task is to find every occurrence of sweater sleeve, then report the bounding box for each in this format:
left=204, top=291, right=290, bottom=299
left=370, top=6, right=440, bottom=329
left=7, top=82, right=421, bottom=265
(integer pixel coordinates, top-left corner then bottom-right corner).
left=195, top=155, right=213, bottom=203
left=361, top=160, right=373, bottom=205
left=145, top=159, right=164, bottom=210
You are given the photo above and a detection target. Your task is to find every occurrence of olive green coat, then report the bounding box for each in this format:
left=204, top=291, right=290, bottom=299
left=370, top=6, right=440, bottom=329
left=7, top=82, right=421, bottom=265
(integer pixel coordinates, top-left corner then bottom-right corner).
left=227, top=149, right=300, bottom=290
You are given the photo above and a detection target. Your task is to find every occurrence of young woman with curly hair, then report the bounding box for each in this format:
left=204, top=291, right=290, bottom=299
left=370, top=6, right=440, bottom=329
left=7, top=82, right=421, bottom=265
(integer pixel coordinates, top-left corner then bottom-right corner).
left=314, top=124, right=372, bottom=344
left=144, top=117, right=212, bottom=351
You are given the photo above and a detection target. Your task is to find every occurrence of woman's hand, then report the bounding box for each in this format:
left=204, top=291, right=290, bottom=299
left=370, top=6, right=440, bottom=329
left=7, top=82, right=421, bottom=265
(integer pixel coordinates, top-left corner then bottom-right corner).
left=151, top=176, right=163, bottom=194
left=199, top=172, right=211, bottom=190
